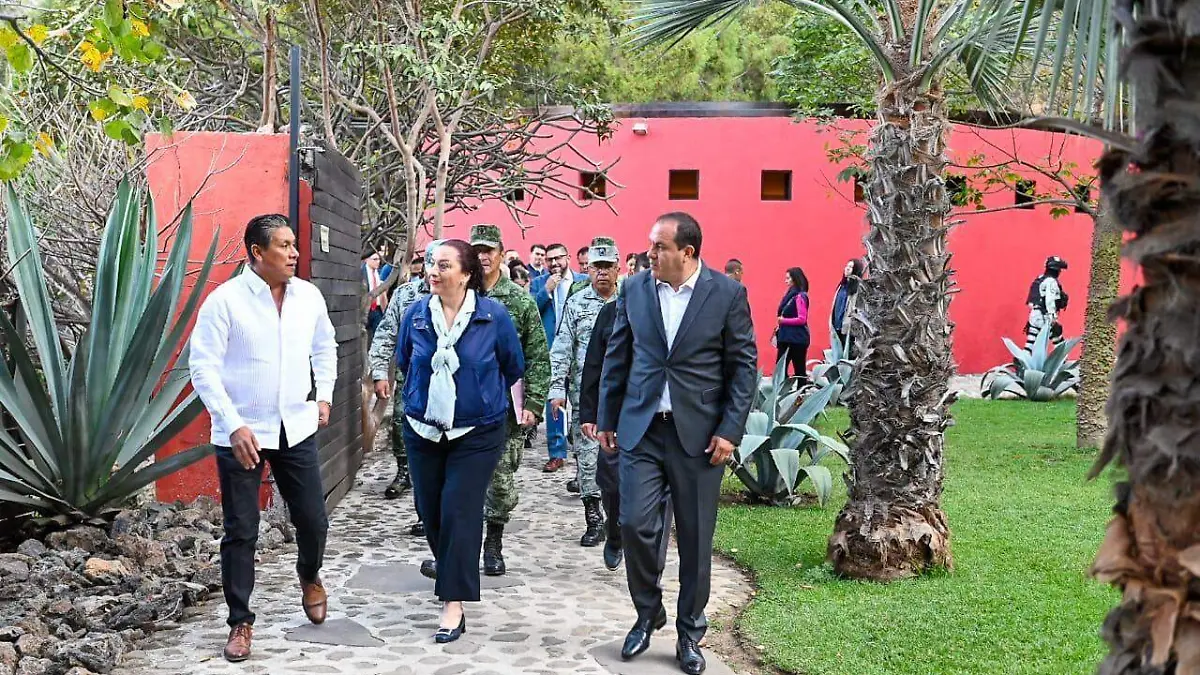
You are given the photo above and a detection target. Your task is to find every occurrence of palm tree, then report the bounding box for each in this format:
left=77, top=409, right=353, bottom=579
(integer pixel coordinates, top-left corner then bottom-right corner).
left=1000, top=0, right=1200, bottom=670
left=630, top=0, right=1049, bottom=580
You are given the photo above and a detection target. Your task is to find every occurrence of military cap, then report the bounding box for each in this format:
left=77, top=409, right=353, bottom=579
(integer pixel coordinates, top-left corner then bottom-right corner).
left=588, top=236, right=619, bottom=264
left=470, top=224, right=503, bottom=250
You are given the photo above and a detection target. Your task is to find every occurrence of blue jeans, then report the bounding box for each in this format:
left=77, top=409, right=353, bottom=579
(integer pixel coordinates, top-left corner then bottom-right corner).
left=544, top=401, right=566, bottom=460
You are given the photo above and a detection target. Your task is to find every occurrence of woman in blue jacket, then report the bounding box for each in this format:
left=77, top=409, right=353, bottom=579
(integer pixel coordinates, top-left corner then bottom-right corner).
left=775, top=267, right=811, bottom=380
left=395, top=239, right=525, bottom=644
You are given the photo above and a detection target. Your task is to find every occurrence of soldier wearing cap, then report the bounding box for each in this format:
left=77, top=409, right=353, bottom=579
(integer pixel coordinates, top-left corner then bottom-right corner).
left=470, top=224, right=551, bottom=576
left=1024, top=255, right=1069, bottom=350
left=368, top=241, right=444, bottom=508
left=548, top=237, right=621, bottom=547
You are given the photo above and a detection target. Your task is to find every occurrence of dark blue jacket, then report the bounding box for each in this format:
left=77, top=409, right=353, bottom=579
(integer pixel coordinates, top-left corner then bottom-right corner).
left=776, top=287, right=810, bottom=345
left=530, top=271, right=589, bottom=347
left=396, top=294, right=525, bottom=429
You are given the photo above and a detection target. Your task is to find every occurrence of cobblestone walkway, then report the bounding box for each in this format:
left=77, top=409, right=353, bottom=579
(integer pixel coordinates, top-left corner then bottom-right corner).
left=115, top=437, right=752, bottom=675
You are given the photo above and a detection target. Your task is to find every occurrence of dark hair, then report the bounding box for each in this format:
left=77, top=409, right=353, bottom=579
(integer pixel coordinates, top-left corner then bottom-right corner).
left=546, top=242, right=568, bottom=256
left=634, top=252, right=651, bottom=272
left=848, top=258, right=866, bottom=278
left=530, top=244, right=546, bottom=253
left=244, top=214, right=290, bottom=261
left=362, top=249, right=377, bottom=261
left=510, top=263, right=530, bottom=282
left=657, top=211, right=702, bottom=258
left=411, top=254, right=424, bottom=264
left=577, top=246, right=590, bottom=257
left=626, top=253, right=637, bottom=262
left=724, top=259, right=743, bottom=273
left=434, top=239, right=485, bottom=293
left=787, top=267, right=809, bottom=292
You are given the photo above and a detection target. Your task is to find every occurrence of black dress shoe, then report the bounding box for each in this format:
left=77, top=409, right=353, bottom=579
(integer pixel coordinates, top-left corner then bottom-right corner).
left=434, top=615, right=466, bottom=644
left=620, top=607, right=668, bottom=660
left=603, top=540, right=623, bottom=570
left=410, top=521, right=425, bottom=536
left=676, top=637, right=706, bottom=674
left=420, top=559, right=437, bottom=579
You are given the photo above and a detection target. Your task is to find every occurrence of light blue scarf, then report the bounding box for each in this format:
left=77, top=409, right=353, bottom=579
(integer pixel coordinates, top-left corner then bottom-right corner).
left=424, top=290, right=476, bottom=430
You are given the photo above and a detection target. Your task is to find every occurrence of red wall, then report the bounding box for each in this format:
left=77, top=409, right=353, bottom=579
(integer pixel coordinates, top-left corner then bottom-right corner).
left=145, top=132, right=292, bottom=503
left=454, top=116, right=1121, bottom=374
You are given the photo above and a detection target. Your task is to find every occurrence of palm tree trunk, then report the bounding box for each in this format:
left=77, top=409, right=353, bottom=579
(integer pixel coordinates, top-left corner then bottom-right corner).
left=1075, top=207, right=1120, bottom=449
left=1088, top=3, right=1200, bottom=670
left=827, top=76, right=955, bottom=580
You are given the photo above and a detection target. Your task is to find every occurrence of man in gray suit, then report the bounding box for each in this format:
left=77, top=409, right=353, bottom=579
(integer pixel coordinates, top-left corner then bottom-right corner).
left=598, top=212, right=757, bottom=675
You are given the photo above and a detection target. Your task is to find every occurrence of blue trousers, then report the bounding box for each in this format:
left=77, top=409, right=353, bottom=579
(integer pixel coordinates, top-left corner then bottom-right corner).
left=404, top=420, right=505, bottom=602
left=544, top=402, right=567, bottom=460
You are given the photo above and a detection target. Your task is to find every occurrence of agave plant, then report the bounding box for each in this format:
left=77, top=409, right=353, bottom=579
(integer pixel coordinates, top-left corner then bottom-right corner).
left=981, top=323, right=1081, bottom=402
left=0, top=181, right=217, bottom=518
left=806, top=327, right=856, bottom=405
left=733, top=355, right=847, bottom=506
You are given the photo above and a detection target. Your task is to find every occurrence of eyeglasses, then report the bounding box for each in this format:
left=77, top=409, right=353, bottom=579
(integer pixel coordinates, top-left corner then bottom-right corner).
left=547, top=253, right=569, bottom=263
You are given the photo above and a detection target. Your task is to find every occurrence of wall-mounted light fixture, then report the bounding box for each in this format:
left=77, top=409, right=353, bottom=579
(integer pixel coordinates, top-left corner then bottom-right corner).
left=632, top=122, right=649, bottom=136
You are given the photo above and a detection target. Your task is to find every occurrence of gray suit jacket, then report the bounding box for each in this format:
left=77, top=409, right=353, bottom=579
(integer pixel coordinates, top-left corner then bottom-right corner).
left=598, top=266, right=758, bottom=455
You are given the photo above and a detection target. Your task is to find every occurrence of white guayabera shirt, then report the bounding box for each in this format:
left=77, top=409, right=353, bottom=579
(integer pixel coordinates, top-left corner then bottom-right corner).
left=189, top=268, right=338, bottom=450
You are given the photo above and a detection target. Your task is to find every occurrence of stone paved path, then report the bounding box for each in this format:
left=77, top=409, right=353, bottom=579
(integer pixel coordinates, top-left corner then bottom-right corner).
left=115, top=437, right=752, bottom=675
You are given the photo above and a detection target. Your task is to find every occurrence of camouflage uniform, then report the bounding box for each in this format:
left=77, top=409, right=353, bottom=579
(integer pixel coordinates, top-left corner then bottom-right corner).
left=368, top=278, right=431, bottom=468
left=548, top=285, right=616, bottom=500
left=471, top=228, right=551, bottom=526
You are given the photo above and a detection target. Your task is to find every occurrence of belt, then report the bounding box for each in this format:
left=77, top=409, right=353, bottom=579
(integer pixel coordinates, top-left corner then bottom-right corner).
left=655, top=411, right=674, bottom=422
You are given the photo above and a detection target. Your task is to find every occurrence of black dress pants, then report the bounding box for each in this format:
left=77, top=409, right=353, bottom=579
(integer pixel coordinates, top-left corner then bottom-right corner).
left=598, top=446, right=672, bottom=573
left=776, top=341, right=809, bottom=381
left=216, top=426, right=329, bottom=627
left=403, top=420, right=505, bottom=602
left=620, top=415, right=724, bottom=642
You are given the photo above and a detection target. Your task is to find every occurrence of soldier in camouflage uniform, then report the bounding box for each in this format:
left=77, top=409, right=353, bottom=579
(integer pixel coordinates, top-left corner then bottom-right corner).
left=470, top=225, right=550, bottom=576
left=548, top=237, right=620, bottom=548
left=368, top=240, right=443, bottom=535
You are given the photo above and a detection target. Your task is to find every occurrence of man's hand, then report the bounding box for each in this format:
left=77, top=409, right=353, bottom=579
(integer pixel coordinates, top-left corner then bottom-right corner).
left=318, top=401, right=331, bottom=427
left=545, top=272, right=561, bottom=292
left=519, top=408, right=537, bottom=427
left=581, top=423, right=598, bottom=441
left=705, top=436, right=735, bottom=466
left=374, top=379, right=391, bottom=400
left=549, top=398, right=566, bottom=420
left=598, top=431, right=618, bottom=455
left=229, top=427, right=261, bottom=470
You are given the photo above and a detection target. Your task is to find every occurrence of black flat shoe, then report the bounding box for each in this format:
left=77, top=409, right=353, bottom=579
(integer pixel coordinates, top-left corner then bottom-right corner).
left=620, top=607, right=667, bottom=660
left=409, top=521, right=425, bottom=536
left=420, top=559, right=437, bottom=579
left=434, top=615, right=466, bottom=644
left=676, top=637, right=706, bottom=674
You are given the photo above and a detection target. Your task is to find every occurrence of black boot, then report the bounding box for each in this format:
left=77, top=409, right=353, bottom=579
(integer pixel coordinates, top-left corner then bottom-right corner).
left=566, top=479, right=580, bottom=494
left=580, top=497, right=606, bottom=547
left=384, top=465, right=410, bottom=500
left=483, top=522, right=505, bottom=576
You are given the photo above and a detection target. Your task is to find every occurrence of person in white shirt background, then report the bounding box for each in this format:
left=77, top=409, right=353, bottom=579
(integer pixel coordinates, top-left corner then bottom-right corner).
left=362, top=249, right=389, bottom=341
left=189, top=213, right=338, bottom=663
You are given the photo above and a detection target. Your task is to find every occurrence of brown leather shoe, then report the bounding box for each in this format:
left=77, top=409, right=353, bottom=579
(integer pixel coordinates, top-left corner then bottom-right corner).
left=223, top=623, right=253, bottom=662
left=542, top=458, right=565, bottom=472
left=301, top=577, right=328, bottom=625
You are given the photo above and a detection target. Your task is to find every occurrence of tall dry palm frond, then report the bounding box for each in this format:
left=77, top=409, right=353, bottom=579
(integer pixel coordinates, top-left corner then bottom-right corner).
left=628, top=0, right=1096, bottom=581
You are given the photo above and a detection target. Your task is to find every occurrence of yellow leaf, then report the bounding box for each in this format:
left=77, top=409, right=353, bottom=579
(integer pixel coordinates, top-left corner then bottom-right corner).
left=26, top=24, right=49, bottom=46
left=0, top=117, right=8, bottom=134
left=79, top=42, right=111, bottom=73
left=132, top=95, right=150, bottom=112
left=0, top=28, right=16, bottom=49
left=174, top=90, right=197, bottom=111
left=130, top=19, right=149, bottom=37
left=34, top=132, right=53, bottom=155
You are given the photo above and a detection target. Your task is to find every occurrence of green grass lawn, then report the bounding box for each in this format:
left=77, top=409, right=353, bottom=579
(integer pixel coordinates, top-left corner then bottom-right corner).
left=715, top=399, right=1118, bottom=675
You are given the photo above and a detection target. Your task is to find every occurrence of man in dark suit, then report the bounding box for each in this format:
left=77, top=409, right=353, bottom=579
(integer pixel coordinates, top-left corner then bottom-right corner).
left=598, top=212, right=757, bottom=675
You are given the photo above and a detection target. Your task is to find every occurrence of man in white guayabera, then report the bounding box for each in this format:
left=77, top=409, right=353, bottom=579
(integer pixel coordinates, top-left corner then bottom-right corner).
left=189, top=214, right=338, bottom=663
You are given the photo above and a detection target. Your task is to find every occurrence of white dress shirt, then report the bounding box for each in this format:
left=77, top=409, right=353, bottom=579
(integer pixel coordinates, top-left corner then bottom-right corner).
left=656, top=264, right=703, bottom=413
left=553, top=268, right=573, bottom=331
left=189, top=269, right=338, bottom=449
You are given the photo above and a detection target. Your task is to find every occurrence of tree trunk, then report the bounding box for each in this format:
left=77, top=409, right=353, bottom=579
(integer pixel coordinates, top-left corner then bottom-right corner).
left=1087, top=4, right=1200, bottom=671
left=1076, top=207, right=1120, bottom=449
left=827, top=76, right=955, bottom=581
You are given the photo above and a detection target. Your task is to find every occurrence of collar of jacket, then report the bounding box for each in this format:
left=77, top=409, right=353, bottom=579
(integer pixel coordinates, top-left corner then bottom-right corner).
left=484, top=275, right=522, bottom=299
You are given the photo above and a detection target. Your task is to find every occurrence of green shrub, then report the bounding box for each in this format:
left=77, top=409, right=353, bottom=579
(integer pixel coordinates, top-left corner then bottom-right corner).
left=981, top=323, right=1081, bottom=402
left=0, top=181, right=217, bottom=519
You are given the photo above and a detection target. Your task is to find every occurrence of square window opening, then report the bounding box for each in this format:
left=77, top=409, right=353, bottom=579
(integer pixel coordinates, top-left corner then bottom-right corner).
left=946, top=174, right=969, bottom=207
left=669, top=169, right=700, bottom=200
left=580, top=172, right=607, bottom=200
left=761, top=170, right=792, bottom=201
left=1015, top=179, right=1037, bottom=209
